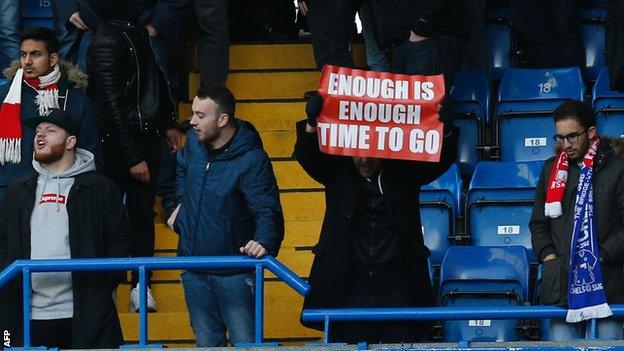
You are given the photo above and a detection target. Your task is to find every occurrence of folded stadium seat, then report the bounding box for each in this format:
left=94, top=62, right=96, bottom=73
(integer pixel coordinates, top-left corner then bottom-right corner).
left=22, top=0, right=53, bottom=29
left=580, top=9, right=606, bottom=82
left=465, top=161, right=542, bottom=263
left=450, top=69, right=490, bottom=177
left=420, top=164, right=463, bottom=267
left=592, top=68, right=624, bottom=138
left=495, top=67, right=585, bottom=162
left=485, top=19, right=513, bottom=82
left=439, top=246, right=531, bottom=342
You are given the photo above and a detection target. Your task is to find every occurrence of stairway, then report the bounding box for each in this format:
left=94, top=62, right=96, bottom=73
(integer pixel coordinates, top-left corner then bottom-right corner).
left=117, top=42, right=366, bottom=347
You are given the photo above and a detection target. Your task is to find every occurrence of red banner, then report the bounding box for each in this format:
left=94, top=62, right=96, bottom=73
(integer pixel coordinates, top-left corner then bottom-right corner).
left=316, top=65, right=445, bottom=162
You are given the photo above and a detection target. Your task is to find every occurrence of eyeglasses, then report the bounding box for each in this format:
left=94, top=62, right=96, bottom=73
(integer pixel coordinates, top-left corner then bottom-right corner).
left=552, top=129, right=587, bottom=144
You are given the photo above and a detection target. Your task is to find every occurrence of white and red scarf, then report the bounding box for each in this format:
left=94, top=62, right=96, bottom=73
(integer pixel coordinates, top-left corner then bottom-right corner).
left=0, top=65, right=61, bottom=165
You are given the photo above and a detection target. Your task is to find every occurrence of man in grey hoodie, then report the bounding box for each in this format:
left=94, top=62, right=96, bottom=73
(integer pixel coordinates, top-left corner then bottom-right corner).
left=0, top=108, right=131, bottom=348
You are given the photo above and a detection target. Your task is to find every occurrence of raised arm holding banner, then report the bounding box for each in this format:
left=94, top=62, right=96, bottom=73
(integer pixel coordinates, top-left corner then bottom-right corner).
left=315, top=65, right=446, bottom=162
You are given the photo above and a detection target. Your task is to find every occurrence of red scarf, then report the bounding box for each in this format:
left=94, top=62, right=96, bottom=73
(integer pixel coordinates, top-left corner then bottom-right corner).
left=0, top=66, right=60, bottom=165
left=545, top=136, right=600, bottom=218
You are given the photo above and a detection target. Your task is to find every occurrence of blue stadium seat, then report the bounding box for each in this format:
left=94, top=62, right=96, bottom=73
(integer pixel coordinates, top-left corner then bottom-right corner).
left=466, top=161, right=543, bottom=262
left=485, top=22, right=512, bottom=82
left=592, top=68, right=624, bottom=138
left=439, top=246, right=531, bottom=342
left=420, top=164, right=463, bottom=266
left=580, top=23, right=606, bottom=82
left=22, top=0, right=53, bottom=18
left=22, top=18, right=53, bottom=29
left=495, top=67, right=585, bottom=162
left=451, top=69, right=490, bottom=177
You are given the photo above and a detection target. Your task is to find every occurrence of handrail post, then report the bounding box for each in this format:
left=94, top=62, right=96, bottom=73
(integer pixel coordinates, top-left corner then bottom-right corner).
left=254, top=264, right=264, bottom=344
left=587, top=318, right=597, bottom=339
left=323, top=315, right=330, bottom=344
left=22, top=268, right=31, bottom=348
left=139, top=266, right=148, bottom=347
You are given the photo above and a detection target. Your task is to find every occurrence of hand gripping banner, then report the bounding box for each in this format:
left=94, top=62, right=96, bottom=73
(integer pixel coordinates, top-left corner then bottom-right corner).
left=316, top=65, right=446, bottom=162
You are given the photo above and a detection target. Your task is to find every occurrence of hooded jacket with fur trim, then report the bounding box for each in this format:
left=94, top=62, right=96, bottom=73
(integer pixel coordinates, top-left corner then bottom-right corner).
left=531, top=137, right=624, bottom=307
left=0, top=60, right=101, bottom=199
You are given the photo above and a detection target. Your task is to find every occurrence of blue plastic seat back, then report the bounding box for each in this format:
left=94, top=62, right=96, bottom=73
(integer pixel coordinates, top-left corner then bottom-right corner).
left=496, top=68, right=585, bottom=162
left=592, top=68, right=624, bottom=138
left=23, top=0, right=53, bottom=18
left=451, top=69, right=490, bottom=176
left=485, top=24, right=512, bottom=81
left=581, top=23, right=606, bottom=82
left=420, top=164, right=462, bottom=265
left=466, top=162, right=542, bottom=261
left=22, top=18, right=53, bottom=29
left=439, top=246, right=530, bottom=342
left=440, top=246, right=531, bottom=302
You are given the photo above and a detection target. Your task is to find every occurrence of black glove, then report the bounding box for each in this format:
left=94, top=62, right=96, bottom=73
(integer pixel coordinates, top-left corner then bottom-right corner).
left=304, top=90, right=323, bottom=127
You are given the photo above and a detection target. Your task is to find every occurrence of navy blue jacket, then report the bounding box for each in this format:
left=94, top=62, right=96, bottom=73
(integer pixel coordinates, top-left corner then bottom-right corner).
left=0, top=61, right=101, bottom=199
left=174, top=119, right=284, bottom=259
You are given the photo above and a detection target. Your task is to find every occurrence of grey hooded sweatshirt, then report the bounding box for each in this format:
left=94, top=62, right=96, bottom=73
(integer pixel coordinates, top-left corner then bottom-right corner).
left=29, top=148, right=96, bottom=320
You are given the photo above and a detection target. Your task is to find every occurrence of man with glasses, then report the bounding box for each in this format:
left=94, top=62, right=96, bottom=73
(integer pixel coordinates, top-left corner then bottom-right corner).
left=530, top=100, right=624, bottom=340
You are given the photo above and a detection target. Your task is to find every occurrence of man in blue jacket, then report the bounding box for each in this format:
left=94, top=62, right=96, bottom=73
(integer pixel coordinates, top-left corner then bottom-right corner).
left=168, top=85, right=284, bottom=347
left=0, top=27, right=100, bottom=200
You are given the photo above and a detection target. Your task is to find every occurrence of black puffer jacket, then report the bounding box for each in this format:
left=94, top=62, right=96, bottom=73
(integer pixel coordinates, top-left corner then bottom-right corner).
left=87, top=20, right=177, bottom=168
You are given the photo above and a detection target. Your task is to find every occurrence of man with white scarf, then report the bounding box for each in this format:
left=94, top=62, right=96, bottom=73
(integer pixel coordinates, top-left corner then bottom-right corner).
left=0, top=27, right=100, bottom=200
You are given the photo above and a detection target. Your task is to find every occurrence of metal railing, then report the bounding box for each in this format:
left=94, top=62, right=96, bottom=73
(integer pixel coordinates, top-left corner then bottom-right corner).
left=301, top=305, right=624, bottom=343
left=0, top=256, right=310, bottom=348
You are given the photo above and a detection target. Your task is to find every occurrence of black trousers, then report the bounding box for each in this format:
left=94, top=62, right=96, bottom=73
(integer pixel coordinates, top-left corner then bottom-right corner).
left=307, top=0, right=360, bottom=69
left=510, top=0, right=584, bottom=68
left=330, top=290, right=428, bottom=344
left=31, top=318, right=72, bottom=349
left=102, top=134, right=162, bottom=287
left=195, top=0, right=230, bottom=86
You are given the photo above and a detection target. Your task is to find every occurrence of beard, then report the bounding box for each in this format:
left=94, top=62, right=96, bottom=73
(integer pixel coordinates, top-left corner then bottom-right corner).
left=34, top=142, right=65, bottom=164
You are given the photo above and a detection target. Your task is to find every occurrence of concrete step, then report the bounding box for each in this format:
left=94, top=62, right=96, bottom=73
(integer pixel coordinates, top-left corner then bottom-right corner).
left=178, top=101, right=306, bottom=132
left=189, top=42, right=366, bottom=71
left=281, top=191, right=325, bottom=222
left=118, top=282, right=321, bottom=341
left=155, top=221, right=321, bottom=253
left=189, top=71, right=319, bottom=101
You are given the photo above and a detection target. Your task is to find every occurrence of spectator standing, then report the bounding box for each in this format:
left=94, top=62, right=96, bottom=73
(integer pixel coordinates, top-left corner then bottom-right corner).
left=52, top=0, right=101, bottom=71
left=0, top=27, right=100, bottom=200
left=296, top=93, right=459, bottom=343
left=530, top=101, right=624, bottom=340
left=195, top=0, right=229, bottom=86
left=0, top=109, right=132, bottom=349
left=168, top=85, right=284, bottom=346
left=0, top=0, right=20, bottom=71
left=510, top=0, right=584, bottom=68
left=86, top=0, right=181, bottom=312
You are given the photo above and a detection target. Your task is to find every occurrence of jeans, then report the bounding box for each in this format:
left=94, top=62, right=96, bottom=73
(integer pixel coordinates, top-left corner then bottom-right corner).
left=195, top=0, right=229, bottom=86
left=52, top=1, right=92, bottom=72
left=181, top=270, right=255, bottom=347
left=359, top=0, right=388, bottom=72
left=0, top=0, right=20, bottom=71
left=391, top=37, right=441, bottom=76
left=548, top=319, right=623, bottom=341
left=307, top=0, right=358, bottom=69
left=101, top=134, right=162, bottom=287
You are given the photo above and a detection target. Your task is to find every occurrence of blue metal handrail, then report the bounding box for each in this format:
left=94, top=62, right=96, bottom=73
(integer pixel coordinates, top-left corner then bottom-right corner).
left=302, top=305, right=624, bottom=343
left=0, top=256, right=310, bottom=348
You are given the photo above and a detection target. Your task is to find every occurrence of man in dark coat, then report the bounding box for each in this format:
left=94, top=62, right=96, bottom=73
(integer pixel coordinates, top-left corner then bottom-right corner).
left=295, top=93, right=458, bottom=343
left=530, top=100, right=624, bottom=340
left=0, top=109, right=131, bottom=348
